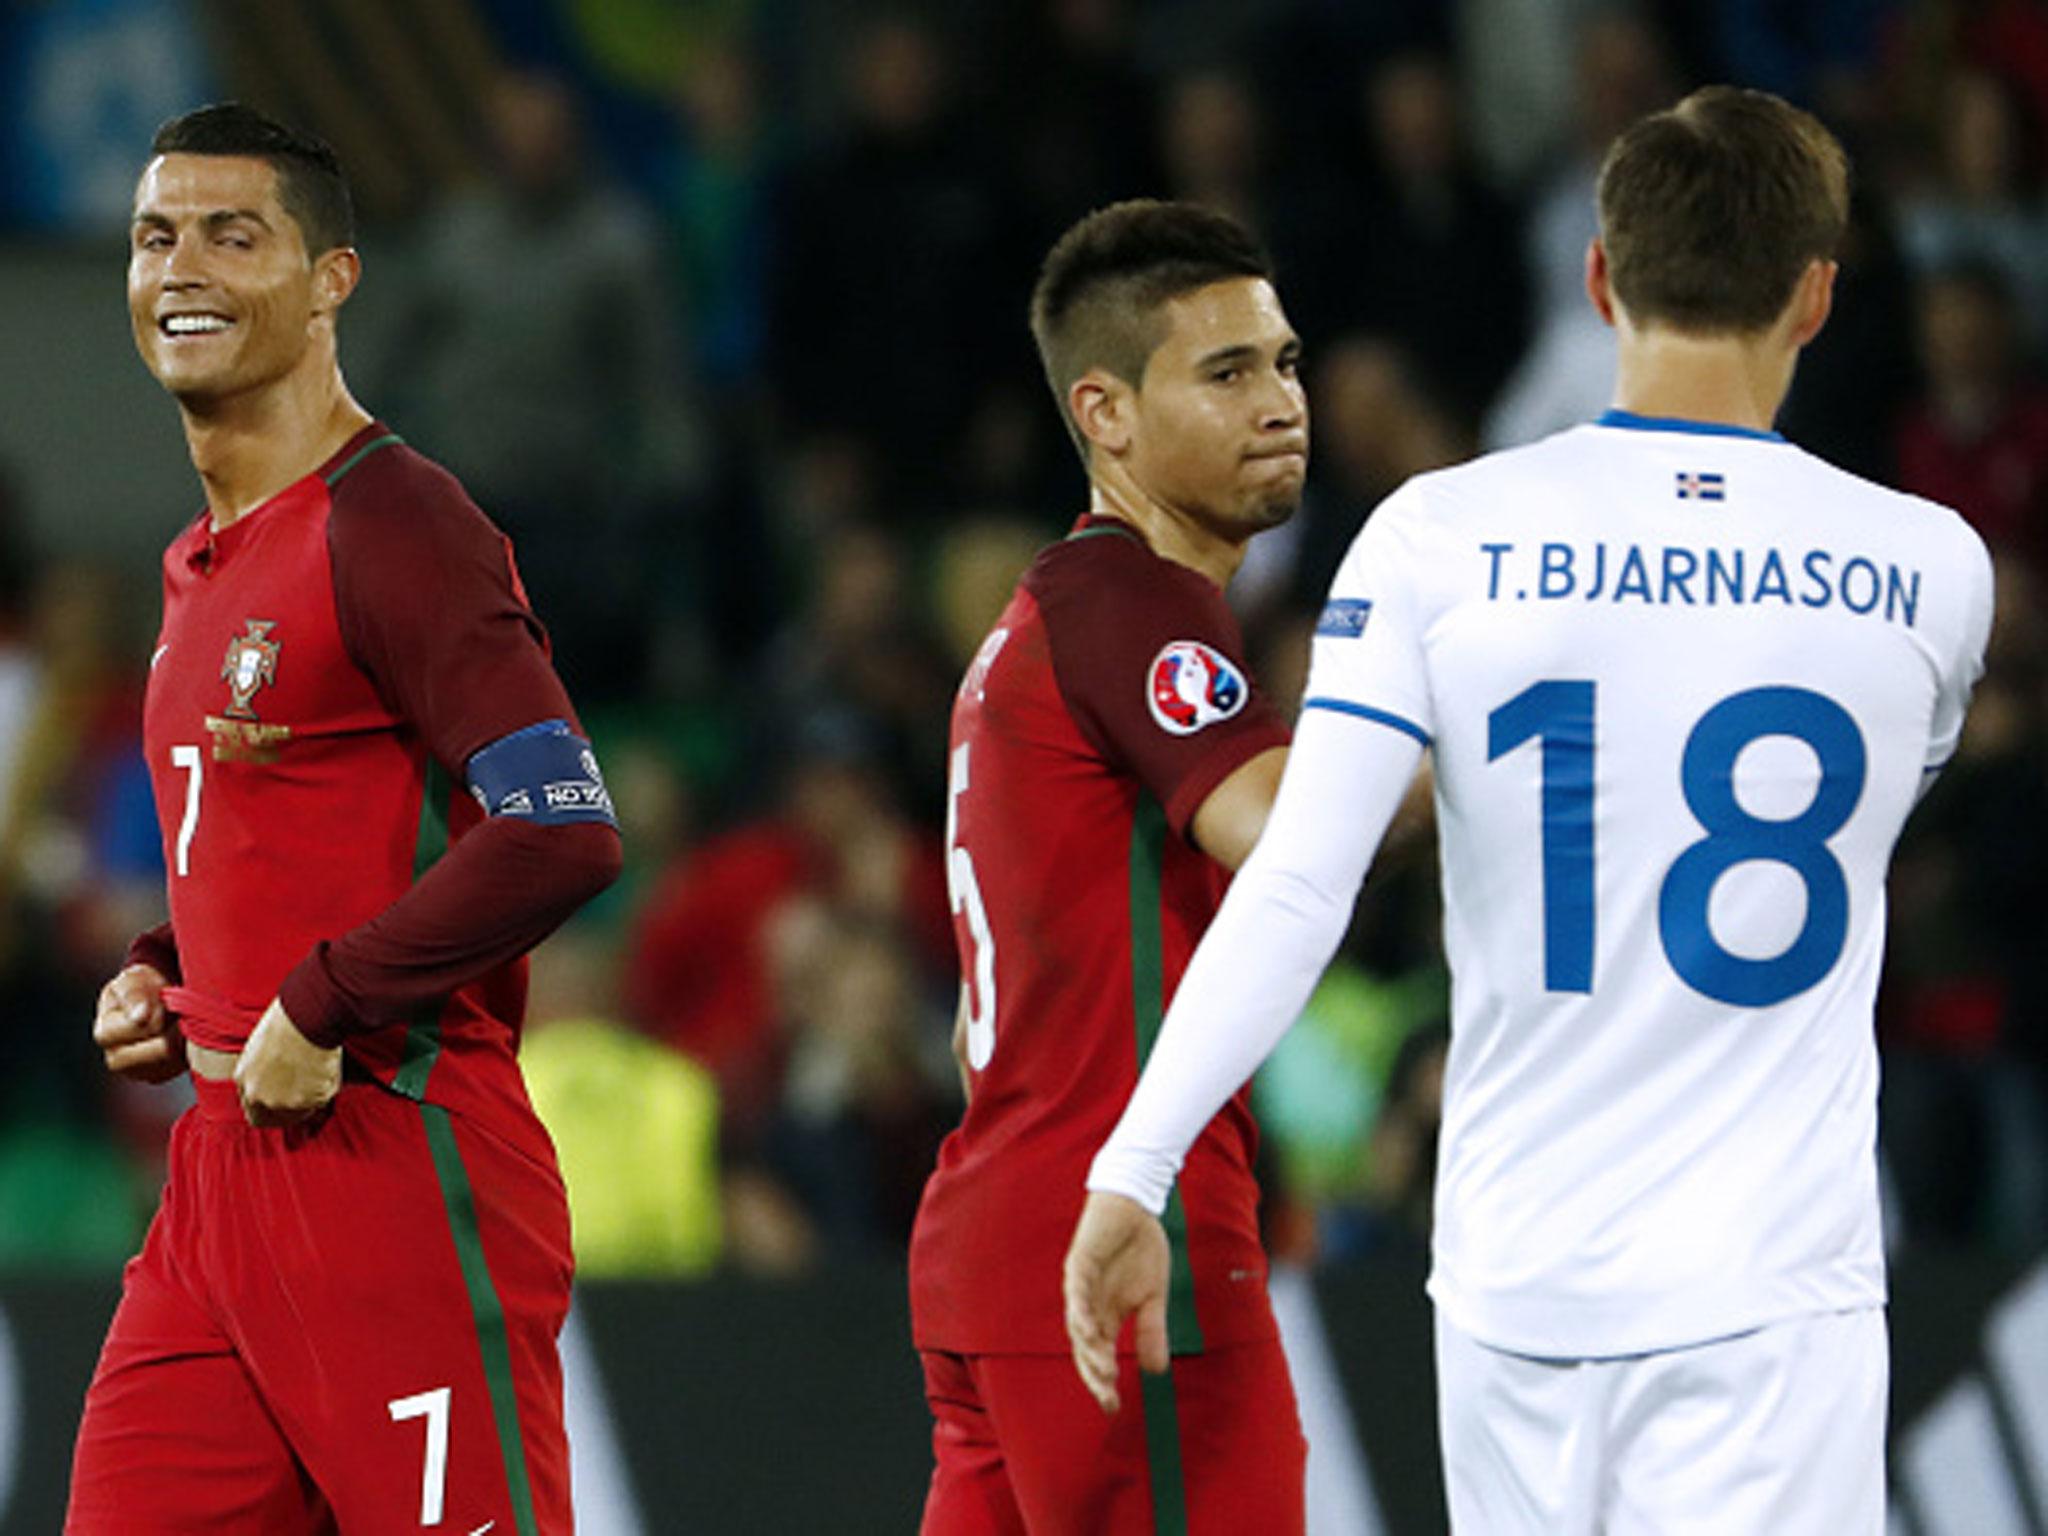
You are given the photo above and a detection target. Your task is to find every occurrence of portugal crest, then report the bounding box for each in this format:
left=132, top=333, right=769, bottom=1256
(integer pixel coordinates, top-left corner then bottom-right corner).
left=220, top=619, right=280, bottom=720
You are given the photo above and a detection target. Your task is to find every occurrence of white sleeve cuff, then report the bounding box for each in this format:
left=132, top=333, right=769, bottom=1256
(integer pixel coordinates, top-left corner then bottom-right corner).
left=1086, top=1143, right=1180, bottom=1216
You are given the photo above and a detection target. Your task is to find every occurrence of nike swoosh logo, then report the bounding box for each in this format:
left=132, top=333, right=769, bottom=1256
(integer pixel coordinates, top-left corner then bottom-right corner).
left=466, top=1524, right=496, bottom=1536
left=150, top=645, right=169, bottom=670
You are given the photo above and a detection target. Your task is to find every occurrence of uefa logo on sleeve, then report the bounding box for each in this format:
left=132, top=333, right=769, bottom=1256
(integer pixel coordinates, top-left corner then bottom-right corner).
left=1148, top=640, right=1248, bottom=735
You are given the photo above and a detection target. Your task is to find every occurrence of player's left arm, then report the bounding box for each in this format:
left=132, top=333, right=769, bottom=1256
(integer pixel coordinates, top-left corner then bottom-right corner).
left=243, top=469, right=621, bottom=1122
left=1066, top=704, right=1421, bottom=1410
left=1188, top=745, right=1286, bottom=870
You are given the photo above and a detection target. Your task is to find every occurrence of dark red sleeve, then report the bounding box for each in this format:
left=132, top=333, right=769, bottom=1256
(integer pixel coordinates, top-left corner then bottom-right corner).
left=126, top=921, right=181, bottom=983
left=324, top=444, right=580, bottom=767
left=273, top=441, right=620, bottom=1044
left=279, top=819, right=620, bottom=1045
left=1033, top=530, right=1289, bottom=838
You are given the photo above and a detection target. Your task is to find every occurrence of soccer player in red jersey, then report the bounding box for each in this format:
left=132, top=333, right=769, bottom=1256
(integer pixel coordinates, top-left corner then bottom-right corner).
left=908, top=200, right=1310, bottom=1535
left=68, top=104, right=621, bottom=1534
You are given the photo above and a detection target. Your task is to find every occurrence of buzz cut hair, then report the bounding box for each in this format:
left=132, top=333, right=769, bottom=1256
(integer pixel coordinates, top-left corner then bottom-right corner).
left=1597, top=85, right=1849, bottom=335
left=1029, top=199, right=1274, bottom=457
left=150, top=102, right=356, bottom=257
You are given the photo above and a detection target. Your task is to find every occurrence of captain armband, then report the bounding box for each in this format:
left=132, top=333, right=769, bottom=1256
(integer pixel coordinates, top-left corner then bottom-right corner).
left=465, top=719, right=618, bottom=828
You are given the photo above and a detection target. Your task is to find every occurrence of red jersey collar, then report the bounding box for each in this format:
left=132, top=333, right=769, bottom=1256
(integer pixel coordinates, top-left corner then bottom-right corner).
left=182, top=421, right=397, bottom=574
left=1066, top=512, right=1151, bottom=549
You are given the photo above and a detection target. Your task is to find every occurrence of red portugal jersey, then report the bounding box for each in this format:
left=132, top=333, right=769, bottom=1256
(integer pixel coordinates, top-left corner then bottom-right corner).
left=143, top=424, right=579, bottom=1154
left=909, top=516, right=1291, bottom=1356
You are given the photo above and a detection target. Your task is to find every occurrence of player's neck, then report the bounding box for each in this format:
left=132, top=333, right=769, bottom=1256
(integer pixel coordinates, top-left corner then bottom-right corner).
left=1086, top=477, right=1244, bottom=590
left=1609, top=328, right=1796, bottom=435
left=178, top=360, right=374, bottom=530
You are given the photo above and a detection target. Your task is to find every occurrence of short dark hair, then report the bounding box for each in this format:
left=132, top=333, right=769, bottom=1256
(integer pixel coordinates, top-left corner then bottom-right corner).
left=1597, top=86, right=1849, bottom=334
left=1029, top=199, right=1274, bottom=455
left=149, top=103, right=355, bottom=256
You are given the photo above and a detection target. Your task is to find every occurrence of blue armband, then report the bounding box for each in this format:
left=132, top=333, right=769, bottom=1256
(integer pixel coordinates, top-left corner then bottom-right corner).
left=465, top=719, right=617, bottom=828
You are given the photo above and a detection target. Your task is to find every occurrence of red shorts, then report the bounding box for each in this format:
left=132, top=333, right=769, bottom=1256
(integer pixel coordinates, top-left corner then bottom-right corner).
left=918, top=1340, right=1305, bottom=1536
left=67, top=1072, right=574, bottom=1535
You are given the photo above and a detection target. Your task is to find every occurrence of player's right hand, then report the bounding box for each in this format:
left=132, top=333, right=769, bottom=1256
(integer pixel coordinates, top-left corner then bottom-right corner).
left=1063, top=1190, right=1170, bottom=1415
left=94, top=964, right=186, bottom=1083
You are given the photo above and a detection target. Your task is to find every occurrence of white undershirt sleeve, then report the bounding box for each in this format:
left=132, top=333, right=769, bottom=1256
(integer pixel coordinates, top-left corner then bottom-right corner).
left=1086, top=703, right=1426, bottom=1213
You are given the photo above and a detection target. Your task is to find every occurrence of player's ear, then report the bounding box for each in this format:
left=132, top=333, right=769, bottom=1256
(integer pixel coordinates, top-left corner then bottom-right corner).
left=1070, top=369, right=1134, bottom=458
left=1788, top=258, right=1836, bottom=348
left=1585, top=239, right=1618, bottom=329
left=311, top=246, right=361, bottom=316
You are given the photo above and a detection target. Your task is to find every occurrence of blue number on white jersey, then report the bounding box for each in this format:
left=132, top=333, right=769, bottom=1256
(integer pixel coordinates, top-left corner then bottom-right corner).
left=1491, top=681, right=1867, bottom=1007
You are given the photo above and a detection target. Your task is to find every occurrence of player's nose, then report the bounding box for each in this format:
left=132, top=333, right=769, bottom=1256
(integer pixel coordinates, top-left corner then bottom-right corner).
left=1256, top=371, right=1307, bottom=431
left=159, top=233, right=207, bottom=288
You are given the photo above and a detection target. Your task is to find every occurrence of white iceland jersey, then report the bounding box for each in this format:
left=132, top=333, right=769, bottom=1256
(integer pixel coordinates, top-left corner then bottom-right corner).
left=1306, top=412, right=1993, bottom=1357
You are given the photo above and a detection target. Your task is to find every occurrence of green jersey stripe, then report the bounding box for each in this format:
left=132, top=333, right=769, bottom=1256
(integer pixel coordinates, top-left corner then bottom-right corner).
left=322, top=432, right=405, bottom=489
left=1128, top=793, right=1206, bottom=1355
left=420, top=1103, right=540, bottom=1536
left=393, top=757, right=454, bottom=1099
left=1066, top=521, right=1144, bottom=547
left=1139, top=1366, right=1192, bottom=1536
left=413, top=757, right=452, bottom=880
left=392, top=1019, right=443, bottom=1101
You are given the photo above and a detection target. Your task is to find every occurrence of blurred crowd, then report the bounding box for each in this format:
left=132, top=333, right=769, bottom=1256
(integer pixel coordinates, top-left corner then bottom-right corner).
left=4, top=0, right=2048, bottom=1278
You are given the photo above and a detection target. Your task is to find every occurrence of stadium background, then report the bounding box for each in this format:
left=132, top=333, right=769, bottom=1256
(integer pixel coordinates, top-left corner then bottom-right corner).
left=2, top=0, right=2047, bottom=1530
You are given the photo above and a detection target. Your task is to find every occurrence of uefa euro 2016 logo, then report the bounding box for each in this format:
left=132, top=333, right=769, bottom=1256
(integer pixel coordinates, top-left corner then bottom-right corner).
left=1147, top=639, right=1248, bottom=736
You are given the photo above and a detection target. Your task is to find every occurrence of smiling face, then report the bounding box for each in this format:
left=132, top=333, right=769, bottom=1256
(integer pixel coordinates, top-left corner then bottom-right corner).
left=128, top=153, right=341, bottom=407
left=1118, top=276, right=1308, bottom=541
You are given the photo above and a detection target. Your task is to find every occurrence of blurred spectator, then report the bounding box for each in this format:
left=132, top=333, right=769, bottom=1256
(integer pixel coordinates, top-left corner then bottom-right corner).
left=1952, top=0, right=2048, bottom=175
left=388, top=67, right=700, bottom=699
left=0, top=563, right=157, bottom=1122
left=1524, top=12, right=1677, bottom=335
left=750, top=521, right=956, bottom=817
left=664, top=36, right=779, bottom=393
left=0, top=555, right=160, bottom=1271
left=1894, top=66, right=2048, bottom=352
left=759, top=902, right=955, bottom=1257
left=1359, top=1023, right=1450, bottom=1250
left=1778, top=179, right=1921, bottom=483
left=653, top=37, right=788, bottom=676
left=623, top=708, right=951, bottom=1147
left=1880, top=560, right=2048, bottom=1252
left=983, top=0, right=1162, bottom=241
left=1712, top=0, right=1906, bottom=124
left=1486, top=10, right=1676, bottom=448
left=522, top=926, right=724, bottom=1278
left=765, top=14, right=1030, bottom=520
left=1291, top=51, right=1529, bottom=433
left=1255, top=0, right=1446, bottom=189
left=1156, top=68, right=1270, bottom=235
left=1456, top=0, right=1609, bottom=188
left=1896, top=259, right=2048, bottom=574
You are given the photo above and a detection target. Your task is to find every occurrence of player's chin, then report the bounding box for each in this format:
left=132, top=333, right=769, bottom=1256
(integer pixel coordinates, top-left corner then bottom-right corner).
left=158, top=367, right=235, bottom=407
left=1238, top=482, right=1303, bottom=532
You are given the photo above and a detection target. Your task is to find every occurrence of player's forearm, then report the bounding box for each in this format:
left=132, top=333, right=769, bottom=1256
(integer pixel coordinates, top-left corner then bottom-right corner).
left=1088, top=709, right=1421, bottom=1213
left=278, top=818, right=622, bottom=1046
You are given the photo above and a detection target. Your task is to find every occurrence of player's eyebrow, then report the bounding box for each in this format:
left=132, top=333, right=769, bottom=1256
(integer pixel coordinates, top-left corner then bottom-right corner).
left=1194, top=342, right=1261, bottom=370
left=131, top=207, right=275, bottom=234
left=1195, top=336, right=1302, bottom=370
